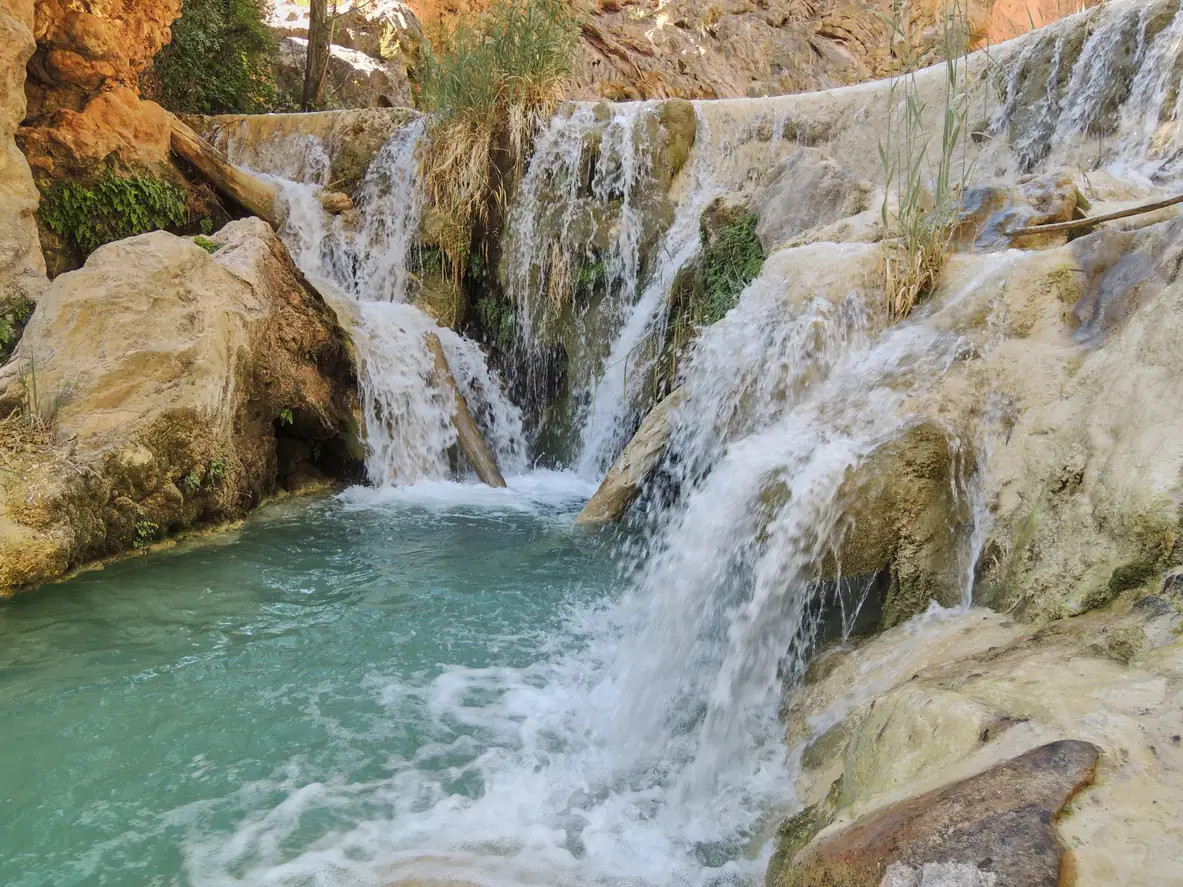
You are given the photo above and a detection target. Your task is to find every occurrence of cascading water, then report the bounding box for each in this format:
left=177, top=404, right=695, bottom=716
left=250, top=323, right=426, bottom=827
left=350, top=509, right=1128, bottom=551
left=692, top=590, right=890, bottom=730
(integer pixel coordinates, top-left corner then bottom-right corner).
left=238, top=118, right=526, bottom=486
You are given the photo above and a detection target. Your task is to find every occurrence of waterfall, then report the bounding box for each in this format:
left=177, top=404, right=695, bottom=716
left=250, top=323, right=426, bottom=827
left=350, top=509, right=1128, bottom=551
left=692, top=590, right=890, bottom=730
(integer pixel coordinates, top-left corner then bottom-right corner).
left=574, top=112, right=720, bottom=478
left=249, top=119, right=526, bottom=487
left=597, top=244, right=971, bottom=803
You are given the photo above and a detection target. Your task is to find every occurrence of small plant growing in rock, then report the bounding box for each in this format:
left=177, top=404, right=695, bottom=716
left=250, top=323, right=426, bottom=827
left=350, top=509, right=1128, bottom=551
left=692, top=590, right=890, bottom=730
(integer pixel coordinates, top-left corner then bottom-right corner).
left=207, top=458, right=227, bottom=484
left=181, top=472, right=202, bottom=495
left=134, top=521, right=160, bottom=549
left=40, top=165, right=188, bottom=259
left=279, top=407, right=294, bottom=426
left=193, top=235, right=220, bottom=254
left=0, top=296, right=34, bottom=363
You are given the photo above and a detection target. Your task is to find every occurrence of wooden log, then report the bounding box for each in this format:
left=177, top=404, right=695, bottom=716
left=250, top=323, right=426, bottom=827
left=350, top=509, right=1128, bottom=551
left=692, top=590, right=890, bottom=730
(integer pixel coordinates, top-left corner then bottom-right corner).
left=1009, top=193, right=1183, bottom=237
left=577, top=388, right=686, bottom=525
left=424, top=333, right=507, bottom=488
left=168, top=114, right=353, bottom=228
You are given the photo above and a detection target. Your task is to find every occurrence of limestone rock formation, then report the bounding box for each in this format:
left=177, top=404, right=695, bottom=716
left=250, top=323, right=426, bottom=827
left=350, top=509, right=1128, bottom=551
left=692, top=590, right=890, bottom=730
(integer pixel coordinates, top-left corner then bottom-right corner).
left=19, top=0, right=181, bottom=178
left=0, top=0, right=47, bottom=317
left=775, top=600, right=1183, bottom=884
left=0, top=219, right=361, bottom=592
left=198, top=108, right=418, bottom=195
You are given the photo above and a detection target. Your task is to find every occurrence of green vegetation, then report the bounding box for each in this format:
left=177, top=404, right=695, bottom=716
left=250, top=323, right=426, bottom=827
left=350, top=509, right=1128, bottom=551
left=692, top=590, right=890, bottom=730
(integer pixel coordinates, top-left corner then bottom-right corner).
left=181, top=472, right=202, bottom=495
left=476, top=296, right=517, bottom=353
left=40, top=167, right=188, bottom=258
left=194, top=235, right=220, bottom=254
left=416, top=0, right=581, bottom=270
left=278, top=407, right=294, bottom=426
left=0, top=297, right=34, bottom=364
left=133, top=521, right=161, bottom=549
left=207, top=458, right=228, bottom=484
left=700, top=211, right=765, bottom=326
left=149, top=0, right=279, bottom=115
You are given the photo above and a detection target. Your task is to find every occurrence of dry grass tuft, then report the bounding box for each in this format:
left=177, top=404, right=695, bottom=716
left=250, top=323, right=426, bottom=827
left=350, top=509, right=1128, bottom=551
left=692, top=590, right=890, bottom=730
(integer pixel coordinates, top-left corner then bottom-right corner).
left=416, top=0, right=580, bottom=273
left=883, top=225, right=951, bottom=322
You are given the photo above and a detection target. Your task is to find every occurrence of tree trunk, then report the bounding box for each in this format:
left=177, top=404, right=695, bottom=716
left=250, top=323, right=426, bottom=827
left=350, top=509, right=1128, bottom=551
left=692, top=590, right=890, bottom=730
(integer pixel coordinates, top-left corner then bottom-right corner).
left=424, top=333, right=508, bottom=488
left=303, top=0, right=332, bottom=111
left=168, top=115, right=354, bottom=228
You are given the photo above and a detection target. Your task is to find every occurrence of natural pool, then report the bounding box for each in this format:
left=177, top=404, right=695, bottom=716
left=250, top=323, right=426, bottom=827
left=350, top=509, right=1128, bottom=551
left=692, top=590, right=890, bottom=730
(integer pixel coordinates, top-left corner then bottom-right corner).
left=0, top=474, right=786, bottom=887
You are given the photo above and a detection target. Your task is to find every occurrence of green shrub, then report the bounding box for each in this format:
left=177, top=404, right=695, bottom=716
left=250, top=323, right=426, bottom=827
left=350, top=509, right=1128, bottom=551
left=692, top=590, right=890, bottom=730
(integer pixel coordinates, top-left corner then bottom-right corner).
left=416, top=0, right=581, bottom=270
left=40, top=168, right=188, bottom=258
left=181, top=471, right=202, bottom=495
left=700, top=211, right=765, bottom=326
left=150, top=0, right=279, bottom=115
left=134, top=521, right=161, bottom=548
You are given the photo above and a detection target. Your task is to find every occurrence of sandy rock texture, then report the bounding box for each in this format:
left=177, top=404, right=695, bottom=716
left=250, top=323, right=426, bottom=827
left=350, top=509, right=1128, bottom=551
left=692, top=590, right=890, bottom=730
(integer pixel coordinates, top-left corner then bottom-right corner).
left=0, top=219, right=362, bottom=593
left=19, top=0, right=181, bottom=179
left=0, top=0, right=46, bottom=317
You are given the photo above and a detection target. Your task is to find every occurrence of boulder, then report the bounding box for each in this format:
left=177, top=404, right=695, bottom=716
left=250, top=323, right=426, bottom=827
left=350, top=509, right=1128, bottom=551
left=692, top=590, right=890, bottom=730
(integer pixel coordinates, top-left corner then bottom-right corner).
left=780, top=741, right=1100, bottom=887
left=0, top=219, right=361, bottom=593
left=777, top=602, right=1183, bottom=886
left=278, top=36, right=413, bottom=110
left=577, top=389, right=686, bottom=525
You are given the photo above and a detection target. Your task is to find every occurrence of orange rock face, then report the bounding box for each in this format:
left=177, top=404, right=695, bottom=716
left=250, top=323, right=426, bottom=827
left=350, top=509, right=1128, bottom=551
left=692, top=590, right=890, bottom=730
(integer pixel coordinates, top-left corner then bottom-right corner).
left=20, top=0, right=183, bottom=179
left=405, top=0, right=1103, bottom=102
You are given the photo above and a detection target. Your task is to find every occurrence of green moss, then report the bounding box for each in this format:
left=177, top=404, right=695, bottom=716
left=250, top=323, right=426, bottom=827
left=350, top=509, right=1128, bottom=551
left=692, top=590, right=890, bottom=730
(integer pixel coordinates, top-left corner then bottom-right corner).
left=477, top=296, right=517, bottom=353
left=700, top=210, right=764, bottom=326
left=193, top=235, right=220, bottom=254
left=40, top=168, right=188, bottom=258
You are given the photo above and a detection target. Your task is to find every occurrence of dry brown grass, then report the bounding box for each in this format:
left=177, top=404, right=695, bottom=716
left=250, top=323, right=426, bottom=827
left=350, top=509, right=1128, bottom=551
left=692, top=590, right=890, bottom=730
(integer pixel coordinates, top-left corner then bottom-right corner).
left=882, top=227, right=950, bottom=322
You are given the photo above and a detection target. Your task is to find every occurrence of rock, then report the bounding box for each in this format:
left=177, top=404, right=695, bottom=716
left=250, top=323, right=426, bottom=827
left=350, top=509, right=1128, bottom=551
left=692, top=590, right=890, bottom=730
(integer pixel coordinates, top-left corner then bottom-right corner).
left=778, top=740, right=1099, bottom=887
left=777, top=604, right=1183, bottom=885
left=0, top=0, right=47, bottom=313
left=0, top=219, right=361, bottom=592
left=754, top=148, right=875, bottom=251
left=278, top=36, right=413, bottom=110
left=577, top=389, right=686, bottom=524
left=919, top=218, right=1183, bottom=621
left=333, top=0, right=422, bottom=67
left=950, top=170, right=1086, bottom=251
left=20, top=0, right=182, bottom=179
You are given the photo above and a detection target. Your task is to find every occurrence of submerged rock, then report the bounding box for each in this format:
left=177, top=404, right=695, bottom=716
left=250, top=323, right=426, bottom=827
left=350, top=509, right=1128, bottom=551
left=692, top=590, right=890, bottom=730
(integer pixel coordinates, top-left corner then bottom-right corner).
left=0, top=219, right=362, bottom=593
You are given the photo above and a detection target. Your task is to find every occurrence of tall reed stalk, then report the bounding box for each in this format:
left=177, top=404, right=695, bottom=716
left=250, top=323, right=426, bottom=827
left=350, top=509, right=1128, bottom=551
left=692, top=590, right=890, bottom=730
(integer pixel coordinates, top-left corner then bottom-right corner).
left=879, top=0, right=975, bottom=320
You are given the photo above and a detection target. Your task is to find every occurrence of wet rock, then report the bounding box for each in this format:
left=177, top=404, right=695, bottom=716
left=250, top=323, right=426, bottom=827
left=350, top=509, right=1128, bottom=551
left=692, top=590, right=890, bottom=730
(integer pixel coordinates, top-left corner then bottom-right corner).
left=778, top=740, right=1100, bottom=887
left=577, top=389, right=686, bottom=525
left=0, top=219, right=361, bottom=592
left=754, top=148, right=875, bottom=251
left=199, top=109, right=418, bottom=196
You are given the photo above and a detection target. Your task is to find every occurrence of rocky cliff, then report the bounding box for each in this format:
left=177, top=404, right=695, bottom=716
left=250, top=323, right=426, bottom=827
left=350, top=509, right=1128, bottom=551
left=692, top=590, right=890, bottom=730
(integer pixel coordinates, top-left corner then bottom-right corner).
left=0, top=0, right=47, bottom=323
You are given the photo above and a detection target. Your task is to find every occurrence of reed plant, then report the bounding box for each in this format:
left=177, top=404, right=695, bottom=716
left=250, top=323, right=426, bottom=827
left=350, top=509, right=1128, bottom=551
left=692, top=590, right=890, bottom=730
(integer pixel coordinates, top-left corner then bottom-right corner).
left=416, top=0, right=581, bottom=272
left=879, top=0, right=975, bottom=320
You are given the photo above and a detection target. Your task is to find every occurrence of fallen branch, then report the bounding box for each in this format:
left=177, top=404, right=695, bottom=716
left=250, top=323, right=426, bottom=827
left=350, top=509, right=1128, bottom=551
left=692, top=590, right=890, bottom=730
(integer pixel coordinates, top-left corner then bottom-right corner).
left=424, top=333, right=507, bottom=488
left=1009, top=193, right=1183, bottom=237
left=168, top=114, right=353, bottom=229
